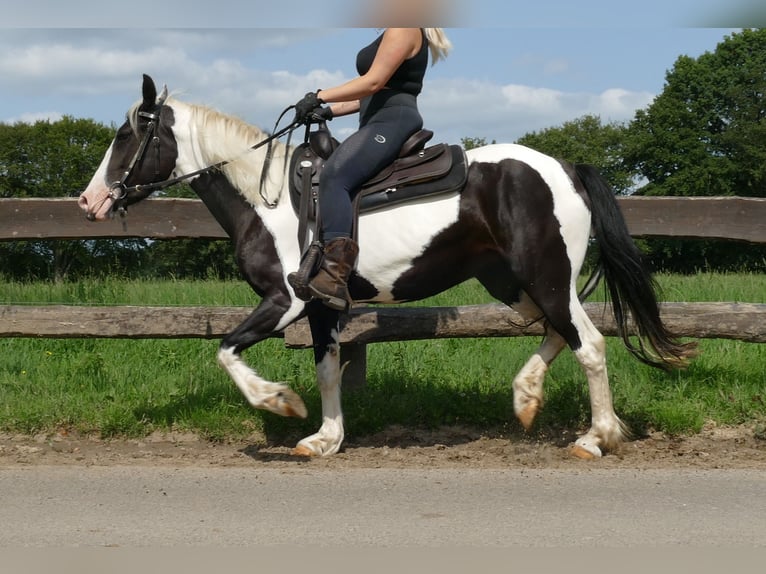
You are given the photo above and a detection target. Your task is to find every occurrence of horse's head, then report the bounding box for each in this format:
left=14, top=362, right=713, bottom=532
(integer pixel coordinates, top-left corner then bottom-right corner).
left=79, top=74, right=179, bottom=220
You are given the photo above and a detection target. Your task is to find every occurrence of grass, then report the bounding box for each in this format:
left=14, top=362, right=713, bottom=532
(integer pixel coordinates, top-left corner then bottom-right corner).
left=0, top=272, right=764, bottom=443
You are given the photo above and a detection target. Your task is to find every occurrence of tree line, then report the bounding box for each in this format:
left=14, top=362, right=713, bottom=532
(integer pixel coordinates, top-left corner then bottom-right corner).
left=1, top=29, right=764, bottom=281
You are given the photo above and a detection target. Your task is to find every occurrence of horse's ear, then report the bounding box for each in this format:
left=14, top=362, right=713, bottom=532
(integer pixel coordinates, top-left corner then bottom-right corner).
left=142, top=74, right=157, bottom=106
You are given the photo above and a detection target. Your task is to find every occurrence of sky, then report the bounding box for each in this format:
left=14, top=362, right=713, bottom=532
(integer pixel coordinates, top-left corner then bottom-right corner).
left=1, top=0, right=760, bottom=146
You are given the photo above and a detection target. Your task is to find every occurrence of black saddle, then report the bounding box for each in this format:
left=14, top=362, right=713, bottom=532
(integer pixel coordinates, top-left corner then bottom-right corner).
left=289, top=122, right=468, bottom=245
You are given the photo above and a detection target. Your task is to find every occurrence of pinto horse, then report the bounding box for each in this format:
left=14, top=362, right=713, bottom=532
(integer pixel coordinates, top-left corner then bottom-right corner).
left=79, top=75, right=695, bottom=459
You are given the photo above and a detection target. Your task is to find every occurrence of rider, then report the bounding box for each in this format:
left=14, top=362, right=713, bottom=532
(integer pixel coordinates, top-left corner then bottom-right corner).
left=288, top=27, right=452, bottom=311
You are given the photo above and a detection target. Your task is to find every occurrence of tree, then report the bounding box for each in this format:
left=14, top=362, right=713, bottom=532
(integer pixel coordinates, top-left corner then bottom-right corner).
left=623, top=29, right=766, bottom=272
left=460, top=136, right=496, bottom=150
left=0, top=117, right=148, bottom=281
left=625, top=29, right=766, bottom=198
left=0, top=116, right=115, bottom=198
left=516, top=115, right=638, bottom=195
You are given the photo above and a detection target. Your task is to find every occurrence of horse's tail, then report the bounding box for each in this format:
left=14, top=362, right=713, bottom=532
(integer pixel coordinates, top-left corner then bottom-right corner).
left=574, top=163, right=697, bottom=370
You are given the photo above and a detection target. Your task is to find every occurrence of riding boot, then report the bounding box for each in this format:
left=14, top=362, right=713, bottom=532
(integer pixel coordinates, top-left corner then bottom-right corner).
left=307, top=237, right=359, bottom=312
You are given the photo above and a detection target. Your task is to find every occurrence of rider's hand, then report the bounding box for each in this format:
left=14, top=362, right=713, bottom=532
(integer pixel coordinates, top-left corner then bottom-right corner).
left=310, top=106, right=334, bottom=122
left=293, top=91, right=324, bottom=124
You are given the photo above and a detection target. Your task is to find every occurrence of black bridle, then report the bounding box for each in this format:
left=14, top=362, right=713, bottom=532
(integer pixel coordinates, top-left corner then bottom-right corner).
left=108, top=100, right=301, bottom=215
left=107, top=93, right=168, bottom=216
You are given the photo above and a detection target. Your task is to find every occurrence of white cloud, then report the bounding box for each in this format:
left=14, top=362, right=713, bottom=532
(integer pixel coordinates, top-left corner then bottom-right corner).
left=0, top=30, right=656, bottom=146
left=418, top=78, right=654, bottom=144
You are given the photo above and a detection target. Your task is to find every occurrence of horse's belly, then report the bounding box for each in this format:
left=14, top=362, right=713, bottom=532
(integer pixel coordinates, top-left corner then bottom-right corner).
left=354, top=192, right=461, bottom=302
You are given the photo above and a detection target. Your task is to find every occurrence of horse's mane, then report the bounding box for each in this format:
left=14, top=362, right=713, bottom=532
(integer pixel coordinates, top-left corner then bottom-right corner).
left=128, top=97, right=290, bottom=207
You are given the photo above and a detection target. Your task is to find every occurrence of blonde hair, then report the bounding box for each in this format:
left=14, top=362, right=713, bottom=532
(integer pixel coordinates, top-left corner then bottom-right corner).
left=424, top=28, right=452, bottom=65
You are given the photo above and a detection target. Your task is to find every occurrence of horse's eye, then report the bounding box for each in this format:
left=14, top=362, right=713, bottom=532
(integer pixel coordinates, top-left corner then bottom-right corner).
left=115, top=130, right=132, bottom=142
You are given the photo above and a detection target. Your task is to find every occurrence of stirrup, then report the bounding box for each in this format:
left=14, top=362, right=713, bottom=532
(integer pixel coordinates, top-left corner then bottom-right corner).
left=307, top=283, right=352, bottom=312
left=287, top=242, right=323, bottom=301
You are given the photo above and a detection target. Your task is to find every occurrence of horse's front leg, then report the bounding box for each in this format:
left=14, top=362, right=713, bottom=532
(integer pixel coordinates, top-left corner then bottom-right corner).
left=217, top=296, right=307, bottom=419
left=293, top=302, right=345, bottom=457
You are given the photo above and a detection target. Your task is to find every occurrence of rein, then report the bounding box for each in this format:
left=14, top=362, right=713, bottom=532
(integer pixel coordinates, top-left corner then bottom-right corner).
left=110, top=102, right=300, bottom=213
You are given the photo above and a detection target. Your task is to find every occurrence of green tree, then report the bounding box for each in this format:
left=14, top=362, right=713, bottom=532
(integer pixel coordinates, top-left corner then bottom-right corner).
left=516, top=115, right=637, bottom=195
left=624, top=28, right=766, bottom=271
left=0, top=116, right=113, bottom=198
left=0, top=116, right=148, bottom=281
left=460, top=136, right=496, bottom=150
left=626, top=28, right=766, bottom=198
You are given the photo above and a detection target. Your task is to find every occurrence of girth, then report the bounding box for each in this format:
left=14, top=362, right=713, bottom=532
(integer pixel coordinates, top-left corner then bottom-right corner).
left=289, top=122, right=468, bottom=249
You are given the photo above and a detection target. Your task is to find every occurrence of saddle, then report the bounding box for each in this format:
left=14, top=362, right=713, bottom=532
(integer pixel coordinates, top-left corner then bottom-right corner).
left=288, top=121, right=468, bottom=247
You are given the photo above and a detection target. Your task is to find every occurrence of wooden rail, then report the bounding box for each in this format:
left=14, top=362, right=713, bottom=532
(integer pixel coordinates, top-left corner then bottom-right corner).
left=0, top=198, right=226, bottom=240
left=1, top=302, right=763, bottom=342
left=3, top=302, right=763, bottom=389
left=2, top=196, right=766, bottom=242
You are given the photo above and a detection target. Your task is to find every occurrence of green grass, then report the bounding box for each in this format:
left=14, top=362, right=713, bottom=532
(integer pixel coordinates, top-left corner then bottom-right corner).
left=0, top=273, right=764, bottom=442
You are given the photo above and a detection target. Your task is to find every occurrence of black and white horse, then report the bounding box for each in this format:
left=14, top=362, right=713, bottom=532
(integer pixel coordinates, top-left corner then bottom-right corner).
left=79, top=75, right=695, bottom=459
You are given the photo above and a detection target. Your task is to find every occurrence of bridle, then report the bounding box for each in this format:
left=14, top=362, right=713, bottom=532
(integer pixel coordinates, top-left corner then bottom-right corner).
left=108, top=99, right=301, bottom=216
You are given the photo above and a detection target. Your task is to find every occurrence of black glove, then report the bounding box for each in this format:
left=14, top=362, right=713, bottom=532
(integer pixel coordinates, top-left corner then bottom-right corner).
left=294, top=91, right=323, bottom=124
left=309, top=106, right=334, bottom=123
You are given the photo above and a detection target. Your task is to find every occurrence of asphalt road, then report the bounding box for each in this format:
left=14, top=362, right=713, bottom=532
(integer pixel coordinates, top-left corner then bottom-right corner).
left=1, top=466, right=764, bottom=548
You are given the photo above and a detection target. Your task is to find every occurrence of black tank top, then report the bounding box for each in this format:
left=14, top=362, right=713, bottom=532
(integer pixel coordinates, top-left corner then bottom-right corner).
left=356, top=29, right=429, bottom=97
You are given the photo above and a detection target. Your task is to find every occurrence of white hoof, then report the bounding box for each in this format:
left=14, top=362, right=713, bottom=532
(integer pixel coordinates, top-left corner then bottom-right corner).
left=293, top=429, right=343, bottom=457
left=571, top=437, right=603, bottom=460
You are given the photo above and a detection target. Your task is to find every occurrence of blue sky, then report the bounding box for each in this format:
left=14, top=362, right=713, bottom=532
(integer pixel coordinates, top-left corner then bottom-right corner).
left=0, top=0, right=754, bottom=145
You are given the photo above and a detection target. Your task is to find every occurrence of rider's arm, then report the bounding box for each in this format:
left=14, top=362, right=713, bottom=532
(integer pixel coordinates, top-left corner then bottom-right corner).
left=328, top=100, right=361, bottom=118
left=317, top=28, right=421, bottom=105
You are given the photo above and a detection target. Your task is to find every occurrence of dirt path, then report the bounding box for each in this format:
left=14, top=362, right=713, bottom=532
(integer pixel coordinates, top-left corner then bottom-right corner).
left=2, top=422, right=764, bottom=469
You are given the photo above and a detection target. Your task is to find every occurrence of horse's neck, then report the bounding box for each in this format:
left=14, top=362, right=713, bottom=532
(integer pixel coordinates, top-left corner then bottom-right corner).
left=173, top=101, right=292, bottom=208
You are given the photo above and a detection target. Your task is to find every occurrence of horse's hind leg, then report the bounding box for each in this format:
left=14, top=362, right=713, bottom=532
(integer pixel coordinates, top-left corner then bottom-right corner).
left=567, top=303, right=628, bottom=459
left=515, top=287, right=626, bottom=458
left=293, top=302, right=345, bottom=457
left=477, top=272, right=567, bottom=430
left=513, top=322, right=567, bottom=430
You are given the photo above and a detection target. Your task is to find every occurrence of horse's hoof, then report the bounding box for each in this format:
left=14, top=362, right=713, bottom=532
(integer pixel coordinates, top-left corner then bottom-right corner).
left=272, top=388, right=308, bottom=419
left=517, top=400, right=540, bottom=430
left=292, top=445, right=316, bottom=457
left=570, top=443, right=602, bottom=460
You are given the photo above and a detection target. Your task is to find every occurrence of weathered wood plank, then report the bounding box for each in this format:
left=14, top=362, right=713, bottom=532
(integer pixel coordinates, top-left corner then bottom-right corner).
left=619, top=196, right=766, bottom=242
left=0, top=305, right=255, bottom=338
left=1, top=197, right=765, bottom=242
left=0, top=198, right=228, bottom=240
left=2, top=302, right=763, bottom=343
left=284, top=302, right=766, bottom=347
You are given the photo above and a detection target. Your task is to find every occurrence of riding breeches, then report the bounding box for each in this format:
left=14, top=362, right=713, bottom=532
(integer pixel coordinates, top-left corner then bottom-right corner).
left=318, top=103, right=423, bottom=241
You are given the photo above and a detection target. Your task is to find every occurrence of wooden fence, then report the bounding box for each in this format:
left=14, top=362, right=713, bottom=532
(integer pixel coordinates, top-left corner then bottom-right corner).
left=2, top=197, right=765, bottom=386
